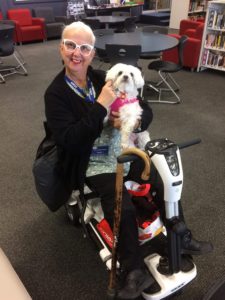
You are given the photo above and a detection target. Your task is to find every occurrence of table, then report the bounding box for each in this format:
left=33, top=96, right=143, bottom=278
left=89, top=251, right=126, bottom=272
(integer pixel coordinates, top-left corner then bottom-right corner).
left=86, top=4, right=143, bottom=17
left=85, top=16, right=128, bottom=29
left=0, top=23, right=14, bottom=31
left=95, top=31, right=179, bottom=54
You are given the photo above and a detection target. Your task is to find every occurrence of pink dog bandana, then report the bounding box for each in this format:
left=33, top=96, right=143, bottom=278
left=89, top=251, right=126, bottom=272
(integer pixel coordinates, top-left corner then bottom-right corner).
left=110, top=95, right=138, bottom=113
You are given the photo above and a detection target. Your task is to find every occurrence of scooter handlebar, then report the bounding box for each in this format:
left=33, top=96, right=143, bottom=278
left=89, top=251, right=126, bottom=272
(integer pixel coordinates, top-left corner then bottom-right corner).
left=178, top=138, right=201, bottom=150
left=117, top=148, right=150, bottom=181
left=117, top=154, right=139, bottom=164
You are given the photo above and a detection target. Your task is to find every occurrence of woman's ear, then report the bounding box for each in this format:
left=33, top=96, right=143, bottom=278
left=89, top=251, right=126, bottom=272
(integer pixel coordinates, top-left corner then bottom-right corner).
left=91, top=48, right=96, bottom=60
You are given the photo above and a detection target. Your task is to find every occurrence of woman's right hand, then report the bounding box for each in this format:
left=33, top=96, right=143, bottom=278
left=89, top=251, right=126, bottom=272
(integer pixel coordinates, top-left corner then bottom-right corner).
left=97, top=80, right=117, bottom=109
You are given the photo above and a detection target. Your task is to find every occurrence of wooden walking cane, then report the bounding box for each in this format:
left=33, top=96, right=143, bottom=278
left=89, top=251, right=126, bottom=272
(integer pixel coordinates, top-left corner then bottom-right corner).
left=107, top=148, right=151, bottom=298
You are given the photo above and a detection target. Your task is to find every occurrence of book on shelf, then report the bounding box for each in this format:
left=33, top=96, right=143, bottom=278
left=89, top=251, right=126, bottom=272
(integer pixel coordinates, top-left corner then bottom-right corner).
left=205, top=50, right=225, bottom=68
left=207, top=9, right=219, bottom=27
left=207, top=10, right=216, bottom=27
left=218, top=54, right=225, bottom=68
left=215, top=13, right=224, bottom=28
left=207, top=9, right=225, bottom=29
left=189, top=0, right=206, bottom=12
left=205, top=33, right=216, bottom=47
left=202, top=48, right=210, bottom=65
left=205, top=32, right=225, bottom=49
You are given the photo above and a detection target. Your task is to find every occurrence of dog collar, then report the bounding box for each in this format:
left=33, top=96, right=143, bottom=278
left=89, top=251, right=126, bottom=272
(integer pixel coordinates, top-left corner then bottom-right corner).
left=111, top=97, right=138, bottom=113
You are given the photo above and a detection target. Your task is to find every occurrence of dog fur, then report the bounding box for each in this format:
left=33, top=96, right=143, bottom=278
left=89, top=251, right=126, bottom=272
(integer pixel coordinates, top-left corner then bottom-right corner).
left=106, top=63, right=150, bottom=150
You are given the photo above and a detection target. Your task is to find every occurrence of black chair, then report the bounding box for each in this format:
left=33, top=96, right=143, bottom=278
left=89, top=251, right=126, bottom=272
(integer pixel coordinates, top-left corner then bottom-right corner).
left=140, top=26, right=169, bottom=98
left=124, top=17, right=137, bottom=32
left=0, top=20, right=16, bottom=55
left=105, top=44, right=141, bottom=66
left=93, top=29, right=114, bottom=67
left=0, top=26, right=27, bottom=83
left=33, top=7, right=67, bottom=39
left=82, top=18, right=101, bottom=30
left=146, top=35, right=188, bottom=104
left=114, top=16, right=137, bottom=33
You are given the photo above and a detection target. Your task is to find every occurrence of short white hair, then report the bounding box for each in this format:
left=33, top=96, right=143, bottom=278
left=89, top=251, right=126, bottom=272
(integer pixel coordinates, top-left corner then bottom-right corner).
left=61, top=21, right=96, bottom=45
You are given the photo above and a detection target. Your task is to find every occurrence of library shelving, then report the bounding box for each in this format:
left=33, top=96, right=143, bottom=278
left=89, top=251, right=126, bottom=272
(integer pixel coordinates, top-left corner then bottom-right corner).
left=169, top=0, right=208, bottom=29
left=198, top=0, right=225, bottom=72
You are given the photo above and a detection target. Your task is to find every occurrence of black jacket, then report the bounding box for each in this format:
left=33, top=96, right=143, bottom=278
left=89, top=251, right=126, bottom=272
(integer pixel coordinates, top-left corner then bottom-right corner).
left=44, top=66, right=153, bottom=192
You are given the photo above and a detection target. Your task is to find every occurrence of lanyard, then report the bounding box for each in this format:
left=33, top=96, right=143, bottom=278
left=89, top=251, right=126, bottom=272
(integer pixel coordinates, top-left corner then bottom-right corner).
left=64, top=75, right=96, bottom=103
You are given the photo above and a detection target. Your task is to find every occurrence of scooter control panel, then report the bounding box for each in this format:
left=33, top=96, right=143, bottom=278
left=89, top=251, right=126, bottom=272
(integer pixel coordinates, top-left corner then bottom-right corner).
left=146, top=139, right=180, bottom=176
left=145, top=138, right=177, bottom=155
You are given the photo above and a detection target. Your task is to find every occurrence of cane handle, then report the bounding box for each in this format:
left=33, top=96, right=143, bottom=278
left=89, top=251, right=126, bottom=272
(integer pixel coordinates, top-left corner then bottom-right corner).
left=121, top=148, right=150, bottom=181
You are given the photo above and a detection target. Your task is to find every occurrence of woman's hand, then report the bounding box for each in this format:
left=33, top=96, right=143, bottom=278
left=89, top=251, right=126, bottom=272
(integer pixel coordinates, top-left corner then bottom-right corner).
left=109, top=111, right=121, bottom=129
left=97, top=80, right=116, bottom=109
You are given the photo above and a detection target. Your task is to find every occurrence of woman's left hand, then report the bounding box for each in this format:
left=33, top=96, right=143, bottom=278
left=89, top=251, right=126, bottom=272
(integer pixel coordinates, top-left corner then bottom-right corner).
left=109, top=111, right=121, bottom=129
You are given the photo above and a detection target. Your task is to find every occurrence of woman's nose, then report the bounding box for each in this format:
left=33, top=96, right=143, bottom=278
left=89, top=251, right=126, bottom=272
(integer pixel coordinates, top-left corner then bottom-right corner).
left=72, top=46, right=81, bottom=55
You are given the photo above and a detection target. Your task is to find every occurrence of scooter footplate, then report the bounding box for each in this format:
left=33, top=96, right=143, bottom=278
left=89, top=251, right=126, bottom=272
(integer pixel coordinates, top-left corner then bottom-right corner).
left=142, top=253, right=197, bottom=300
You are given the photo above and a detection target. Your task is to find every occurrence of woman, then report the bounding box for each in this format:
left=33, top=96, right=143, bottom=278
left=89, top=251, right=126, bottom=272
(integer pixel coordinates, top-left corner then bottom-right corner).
left=44, top=21, right=212, bottom=299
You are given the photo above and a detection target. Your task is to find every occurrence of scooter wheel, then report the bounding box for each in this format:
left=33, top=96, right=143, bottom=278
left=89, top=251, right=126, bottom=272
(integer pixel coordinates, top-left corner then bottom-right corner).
left=64, top=203, right=80, bottom=226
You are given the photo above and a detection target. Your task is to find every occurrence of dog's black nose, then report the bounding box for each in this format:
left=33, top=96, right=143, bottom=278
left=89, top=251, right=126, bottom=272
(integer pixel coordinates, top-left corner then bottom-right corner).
left=123, top=75, right=128, bottom=81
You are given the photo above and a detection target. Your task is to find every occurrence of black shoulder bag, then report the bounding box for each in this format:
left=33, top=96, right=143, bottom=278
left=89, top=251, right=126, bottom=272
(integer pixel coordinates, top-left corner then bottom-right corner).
left=32, top=122, right=72, bottom=212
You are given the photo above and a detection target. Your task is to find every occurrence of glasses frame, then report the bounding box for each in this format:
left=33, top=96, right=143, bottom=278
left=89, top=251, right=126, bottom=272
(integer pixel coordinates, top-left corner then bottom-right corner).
left=62, top=39, right=94, bottom=56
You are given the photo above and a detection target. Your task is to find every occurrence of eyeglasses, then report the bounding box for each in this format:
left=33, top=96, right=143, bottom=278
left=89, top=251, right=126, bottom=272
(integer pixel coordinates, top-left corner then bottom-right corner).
left=62, top=39, right=94, bottom=56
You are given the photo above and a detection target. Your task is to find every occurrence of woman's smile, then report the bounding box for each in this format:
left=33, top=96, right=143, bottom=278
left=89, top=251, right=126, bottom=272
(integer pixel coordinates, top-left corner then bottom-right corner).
left=71, top=56, right=82, bottom=65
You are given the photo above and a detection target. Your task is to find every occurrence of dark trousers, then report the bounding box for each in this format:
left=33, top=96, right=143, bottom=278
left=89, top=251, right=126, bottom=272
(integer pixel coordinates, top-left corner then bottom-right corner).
left=87, top=173, right=142, bottom=272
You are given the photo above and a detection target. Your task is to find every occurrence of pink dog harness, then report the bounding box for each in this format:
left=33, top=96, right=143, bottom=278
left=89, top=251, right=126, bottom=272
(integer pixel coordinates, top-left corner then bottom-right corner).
left=110, top=94, right=138, bottom=113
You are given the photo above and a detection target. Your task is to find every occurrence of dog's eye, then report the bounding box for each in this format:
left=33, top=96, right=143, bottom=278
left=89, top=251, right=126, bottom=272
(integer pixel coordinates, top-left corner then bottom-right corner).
left=118, top=71, right=123, bottom=76
left=130, top=72, right=134, bottom=77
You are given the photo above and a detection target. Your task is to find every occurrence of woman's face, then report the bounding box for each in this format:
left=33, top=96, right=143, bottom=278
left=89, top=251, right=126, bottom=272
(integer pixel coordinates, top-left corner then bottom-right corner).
left=60, top=28, right=95, bottom=76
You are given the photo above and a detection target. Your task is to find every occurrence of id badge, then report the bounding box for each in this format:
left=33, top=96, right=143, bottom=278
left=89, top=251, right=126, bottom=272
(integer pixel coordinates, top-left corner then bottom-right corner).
left=91, top=145, right=109, bottom=156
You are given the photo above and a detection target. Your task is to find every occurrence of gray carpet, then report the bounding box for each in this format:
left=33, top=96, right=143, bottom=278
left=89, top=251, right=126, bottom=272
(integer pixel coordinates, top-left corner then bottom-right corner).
left=0, top=39, right=225, bottom=300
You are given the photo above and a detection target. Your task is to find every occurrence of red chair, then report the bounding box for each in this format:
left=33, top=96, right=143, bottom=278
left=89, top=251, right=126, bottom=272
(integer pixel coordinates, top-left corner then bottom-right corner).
left=162, top=19, right=205, bottom=71
left=179, top=19, right=204, bottom=40
left=7, top=8, right=46, bottom=44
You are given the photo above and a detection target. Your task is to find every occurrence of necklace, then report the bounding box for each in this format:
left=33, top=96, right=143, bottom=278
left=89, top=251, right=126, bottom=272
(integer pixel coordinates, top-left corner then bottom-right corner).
left=64, top=75, right=96, bottom=103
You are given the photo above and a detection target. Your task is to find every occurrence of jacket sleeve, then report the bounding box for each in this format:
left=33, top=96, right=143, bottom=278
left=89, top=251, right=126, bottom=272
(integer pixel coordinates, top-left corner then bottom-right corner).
left=45, top=84, right=107, bottom=155
left=139, top=98, right=153, bottom=131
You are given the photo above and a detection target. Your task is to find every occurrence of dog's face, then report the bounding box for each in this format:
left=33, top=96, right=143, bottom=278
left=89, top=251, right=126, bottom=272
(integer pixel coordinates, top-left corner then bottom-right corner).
left=105, top=63, right=144, bottom=97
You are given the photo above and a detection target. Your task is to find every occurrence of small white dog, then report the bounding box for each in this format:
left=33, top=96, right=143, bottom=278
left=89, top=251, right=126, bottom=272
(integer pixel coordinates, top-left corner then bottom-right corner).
left=106, top=63, right=150, bottom=150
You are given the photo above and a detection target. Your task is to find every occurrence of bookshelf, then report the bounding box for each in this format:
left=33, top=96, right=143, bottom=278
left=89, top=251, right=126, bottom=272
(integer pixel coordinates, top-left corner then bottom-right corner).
left=169, top=0, right=208, bottom=29
left=198, top=0, right=225, bottom=72
left=67, top=0, right=85, bottom=19
left=189, top=0, right=208, bottom=17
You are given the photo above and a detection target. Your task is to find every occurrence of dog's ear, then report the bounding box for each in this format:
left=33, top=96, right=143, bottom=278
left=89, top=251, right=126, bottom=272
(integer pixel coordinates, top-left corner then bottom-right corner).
left=105, top=63, right=123, bottom=82
left=134, top=69, right=145, bottom=89
left=105, top=68, right=114, bottom=82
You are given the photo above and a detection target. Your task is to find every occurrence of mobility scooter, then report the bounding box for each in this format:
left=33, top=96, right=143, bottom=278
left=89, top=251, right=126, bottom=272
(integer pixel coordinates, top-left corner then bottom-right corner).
left=65, top=138, right=201, bottom=299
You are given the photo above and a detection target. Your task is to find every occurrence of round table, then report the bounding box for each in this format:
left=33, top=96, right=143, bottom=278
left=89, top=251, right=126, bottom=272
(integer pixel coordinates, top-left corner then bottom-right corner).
left=0, top=23, right=14, bottom=31
left=95, top=31, right=179, bottom=54
left=86, top=4, right=143, bottom=17
left=85, top=16, right=128, bottom=29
